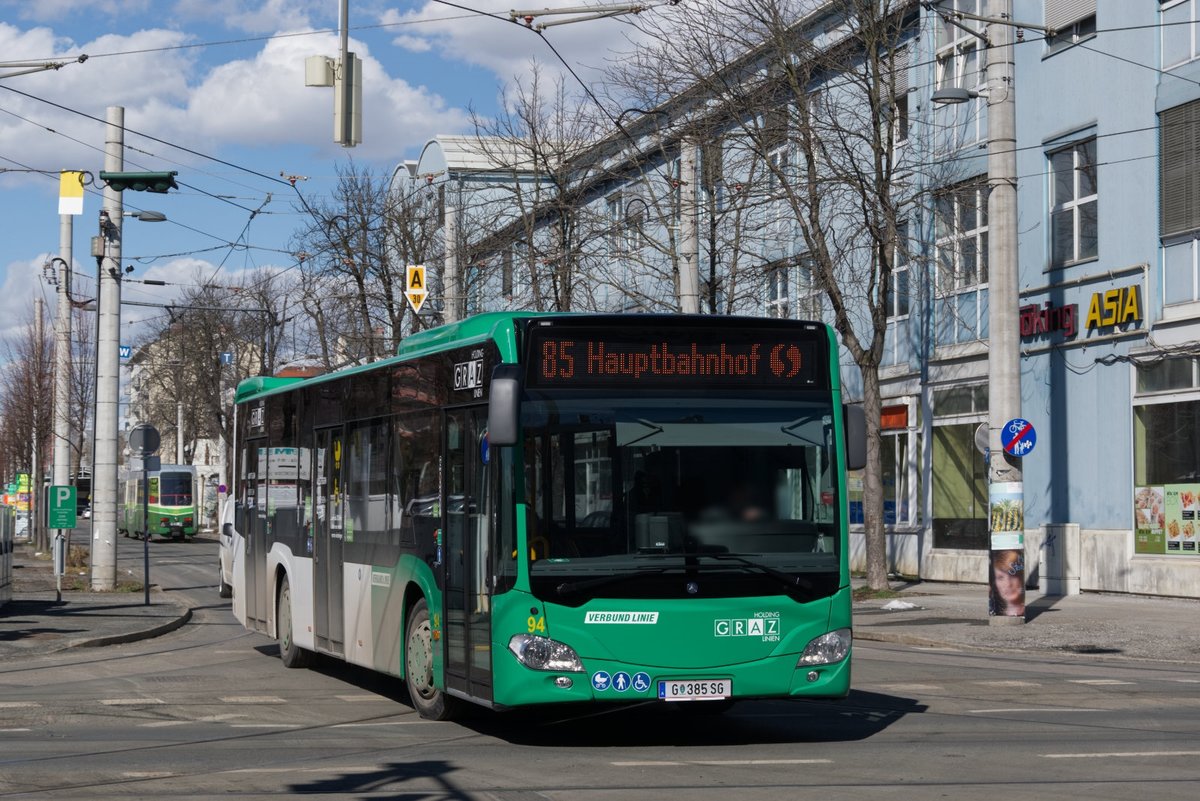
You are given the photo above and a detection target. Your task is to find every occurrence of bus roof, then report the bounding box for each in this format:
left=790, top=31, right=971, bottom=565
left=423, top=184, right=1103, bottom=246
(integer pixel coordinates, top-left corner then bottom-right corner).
left=233, top=311, right=559, bottom=404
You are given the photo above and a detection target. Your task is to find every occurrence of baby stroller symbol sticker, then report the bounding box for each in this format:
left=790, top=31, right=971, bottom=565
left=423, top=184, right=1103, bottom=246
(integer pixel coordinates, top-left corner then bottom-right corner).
left=591, top=671, right=611, bottom=691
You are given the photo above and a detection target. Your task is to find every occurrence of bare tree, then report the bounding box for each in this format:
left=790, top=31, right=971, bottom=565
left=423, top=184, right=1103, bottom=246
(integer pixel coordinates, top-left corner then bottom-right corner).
left=0, top=304, right=54, bottom=547
left=291, top=162, right=440, bottom=365
left=611, top=0, right=934, bottom=590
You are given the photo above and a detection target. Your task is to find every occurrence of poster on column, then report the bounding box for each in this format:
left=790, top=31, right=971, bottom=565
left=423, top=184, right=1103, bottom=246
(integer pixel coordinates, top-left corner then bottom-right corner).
left=988, top=482, right=1025, bottom=618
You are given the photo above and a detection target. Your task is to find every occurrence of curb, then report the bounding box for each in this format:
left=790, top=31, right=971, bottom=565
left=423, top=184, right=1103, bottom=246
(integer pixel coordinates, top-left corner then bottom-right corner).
left=71, top=604, right=193, bottom=649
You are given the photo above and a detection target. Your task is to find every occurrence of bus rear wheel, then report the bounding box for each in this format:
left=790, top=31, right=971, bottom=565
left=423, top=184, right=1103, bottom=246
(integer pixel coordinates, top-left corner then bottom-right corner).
left=277, top=576, right=313, bottom=668
left=405, top=599, right=459, bottom=720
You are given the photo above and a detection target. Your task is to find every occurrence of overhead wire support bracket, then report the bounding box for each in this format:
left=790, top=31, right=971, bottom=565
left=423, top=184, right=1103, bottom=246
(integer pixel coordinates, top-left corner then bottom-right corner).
left=510, top=3, right=659, bottom=31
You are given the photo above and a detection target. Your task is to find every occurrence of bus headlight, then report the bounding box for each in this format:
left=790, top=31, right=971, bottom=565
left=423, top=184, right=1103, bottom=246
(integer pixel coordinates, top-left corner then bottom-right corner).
left=508, top=634, right=584, bottom=672
left=797, top=628, right=851, bottom=666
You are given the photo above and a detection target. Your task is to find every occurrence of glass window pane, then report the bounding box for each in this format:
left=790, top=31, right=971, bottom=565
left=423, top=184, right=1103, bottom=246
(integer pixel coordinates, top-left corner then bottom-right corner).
left=1163, top=6, right=1190, bottom=67
left=961, top=237, right=977, bottom=286
left=1137, top=358, right=1197, bottom=394
left=1164, top=240, right=1197, bottom=305
left=1078, top=140, right=1098, bottom=197
left=931, top=422, right=988, bottom=549
left=1079, top=200, right=1098, bottom=260
left=1134, top=399, right=1200, bottom=485
left=1051, top=208, right=1073, bottom=265
left=959, top=192, right=977, bottom=231
left=895, top=268, right=910, bottom=317
left=979, top=230, right=989, bottom=284
left=1052, top=150, right=1075, bottom=204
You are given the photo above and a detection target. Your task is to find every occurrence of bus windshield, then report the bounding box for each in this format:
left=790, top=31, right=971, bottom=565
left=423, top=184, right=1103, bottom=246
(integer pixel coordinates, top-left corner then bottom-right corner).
left=521, top=394, right=841, bottom=603
left=157, top=473, right=193, bottom=506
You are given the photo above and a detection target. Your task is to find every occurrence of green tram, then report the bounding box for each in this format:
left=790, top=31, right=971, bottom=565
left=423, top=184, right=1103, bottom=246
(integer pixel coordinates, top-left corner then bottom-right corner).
left=224, top=313, right=865, bottom=719
left=119, top=464, right=199, bottom=540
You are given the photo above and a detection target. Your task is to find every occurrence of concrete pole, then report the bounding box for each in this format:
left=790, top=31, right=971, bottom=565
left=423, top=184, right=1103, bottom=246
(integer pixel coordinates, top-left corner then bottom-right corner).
left=32, top=297, right=44, bottom=551
left=985, top=0, right=1024, bottom=623
left=53, top=215, right=73, bottom=541
left=444, top=192, right=459, bottom=323
left=92, top=106, right=124, bottom=591
left=177, top=400, right=184, bottom=464
left=678, top=137, right=701, bottom=314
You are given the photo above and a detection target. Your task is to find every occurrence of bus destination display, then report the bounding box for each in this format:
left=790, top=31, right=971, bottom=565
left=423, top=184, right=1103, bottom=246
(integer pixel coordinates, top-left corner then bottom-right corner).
left=527, top=328, right=825, bottom=389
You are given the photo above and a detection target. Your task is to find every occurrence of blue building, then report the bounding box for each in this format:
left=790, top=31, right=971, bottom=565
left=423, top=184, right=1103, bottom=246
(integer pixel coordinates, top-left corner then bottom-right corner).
left=403, top=1, right=1200, bottom=598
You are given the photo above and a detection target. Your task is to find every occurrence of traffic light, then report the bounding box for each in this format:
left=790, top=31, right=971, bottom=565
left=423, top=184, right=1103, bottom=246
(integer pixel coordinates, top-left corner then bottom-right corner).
left=98, top=170, right=179, bottom=193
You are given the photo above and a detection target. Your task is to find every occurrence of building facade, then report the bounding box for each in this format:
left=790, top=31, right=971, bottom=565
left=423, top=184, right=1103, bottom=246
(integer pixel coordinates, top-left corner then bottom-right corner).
left=403, top=1, right=1200, bottom=598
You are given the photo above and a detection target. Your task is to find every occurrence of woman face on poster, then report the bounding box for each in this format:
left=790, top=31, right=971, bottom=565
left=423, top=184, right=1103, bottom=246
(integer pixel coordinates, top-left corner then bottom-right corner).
left=990, top=550, right=1025, bottom=616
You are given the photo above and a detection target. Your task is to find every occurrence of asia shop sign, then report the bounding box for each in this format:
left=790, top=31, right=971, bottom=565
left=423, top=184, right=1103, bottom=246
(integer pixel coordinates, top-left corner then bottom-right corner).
left=1135, top=485, right=1200, bottom=555
left=1019, top=283, right=1143, bottom=341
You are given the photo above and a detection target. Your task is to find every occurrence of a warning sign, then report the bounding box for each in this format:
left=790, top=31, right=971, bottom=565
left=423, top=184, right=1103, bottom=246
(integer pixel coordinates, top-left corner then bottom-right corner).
left=405, top=265, right=427, bottom=314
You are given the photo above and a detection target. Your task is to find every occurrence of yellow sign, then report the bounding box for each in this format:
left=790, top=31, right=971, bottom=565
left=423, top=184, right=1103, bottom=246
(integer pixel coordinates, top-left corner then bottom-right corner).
left=58, top=171, right=84, bottom=216
left=405, top=265, right=428, bottom=314
left=1085, top=284, right=1142, bottom=330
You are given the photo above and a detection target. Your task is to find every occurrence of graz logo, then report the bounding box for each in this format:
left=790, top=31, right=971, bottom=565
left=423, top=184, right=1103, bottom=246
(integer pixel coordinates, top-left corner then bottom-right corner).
left=453, top=358, right=484, bottom=396
left=248, top=405, right=265, bottom=429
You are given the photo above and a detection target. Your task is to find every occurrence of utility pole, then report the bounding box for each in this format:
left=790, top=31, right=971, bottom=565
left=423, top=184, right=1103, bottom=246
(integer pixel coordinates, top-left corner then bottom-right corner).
left=678, top=137, right=701, bottom=314
left=177, top=400, right=184, bottom=464
left=444, top=192, right=459, bottom=323
left=91, top=106, right=124, bottom=591
left=985, top=0, right=1024, bottom=623
left=52, top=211, right=74, bottom=559
left=31, top=297, right=44, bottom=552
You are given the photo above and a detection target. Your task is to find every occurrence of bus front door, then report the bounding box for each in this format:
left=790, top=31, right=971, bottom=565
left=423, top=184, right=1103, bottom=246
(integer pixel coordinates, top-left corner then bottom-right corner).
left=314, top=428, right=345, bottom=656
left=443, top=408, right=493, bottom=703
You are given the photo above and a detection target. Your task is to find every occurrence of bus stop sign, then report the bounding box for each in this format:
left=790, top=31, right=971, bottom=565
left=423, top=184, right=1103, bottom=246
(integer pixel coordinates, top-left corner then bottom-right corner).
left=1001, top=418, right=1036, bottom=457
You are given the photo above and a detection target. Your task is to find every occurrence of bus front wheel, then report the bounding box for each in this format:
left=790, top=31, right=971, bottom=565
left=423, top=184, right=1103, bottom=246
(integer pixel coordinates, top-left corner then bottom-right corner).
left=277, top=576, right=313, bottom=668
left=405, top=599, right=459, bottom=720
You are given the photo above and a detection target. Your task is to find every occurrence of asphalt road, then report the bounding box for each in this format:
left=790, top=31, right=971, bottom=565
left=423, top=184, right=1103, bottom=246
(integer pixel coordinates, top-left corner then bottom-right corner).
left=2, top=536, right=1199, bottom=800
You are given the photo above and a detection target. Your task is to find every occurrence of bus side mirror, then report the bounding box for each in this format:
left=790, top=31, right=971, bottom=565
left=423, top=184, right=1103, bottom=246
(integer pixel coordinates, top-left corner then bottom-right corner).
left=844, top=404, right=866, bottom=472
left=488, top=364, right=522, bottom=446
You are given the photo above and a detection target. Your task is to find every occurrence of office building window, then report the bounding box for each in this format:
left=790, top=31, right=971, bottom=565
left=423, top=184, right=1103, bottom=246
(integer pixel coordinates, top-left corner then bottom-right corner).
left=889, top=220, right=911, bottom=320
left=766, top=262, right=790, bottom=319
left=935, top=179, right=988, bottom=344
left=1049, top=137, right=1098, bottom=268
left=935, top=0, right=986, bottom=146
left=1045, top=0, right=1096, bottom=52
left=1162, top=0, right=1200, bottom=69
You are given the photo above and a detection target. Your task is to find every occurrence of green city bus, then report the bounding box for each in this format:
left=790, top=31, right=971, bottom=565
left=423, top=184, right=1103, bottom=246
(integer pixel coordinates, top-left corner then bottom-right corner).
left=223, top=313, right=865, bottom=719
left=119, top=464, right=199, bottom=540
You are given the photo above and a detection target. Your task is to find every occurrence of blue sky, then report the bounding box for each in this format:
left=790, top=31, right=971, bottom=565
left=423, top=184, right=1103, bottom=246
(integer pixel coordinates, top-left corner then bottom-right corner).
left=0, top=0, right=644, bottom=344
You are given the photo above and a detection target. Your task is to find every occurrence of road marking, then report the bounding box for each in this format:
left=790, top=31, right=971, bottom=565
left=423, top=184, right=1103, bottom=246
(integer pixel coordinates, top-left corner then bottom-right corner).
left=1067, top=679, right=1133, bottom=686
left=141, top=721, right=189, bottom=728
left=970, top=707, right=1103, bottom=714
left=101, top=698, right=165, bottom=705
left=220, top=696, right=285, bottom=704
left=877, top=684, right=943, bottom=692
left=613, top=759, right=832, bottom=767
left=0, top=728, right=32, bottom=732
left=335, top=695, right=382, bottom=702
left=1170, top=678, right=1200, bottom=683
left=976, top=680, right=1041, bottom=687
left=1043, top=751, right=1200, bottom=759
left=0, top=702, right=40, bottom=708
left=122, top=772, right=174, bottom=778
left=229, top=723, right=303, bottom=729
left=331, top=721, right=425, bottom=728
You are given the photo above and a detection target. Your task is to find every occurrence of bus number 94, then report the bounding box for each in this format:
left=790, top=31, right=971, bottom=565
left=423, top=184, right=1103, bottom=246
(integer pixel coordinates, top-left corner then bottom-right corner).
left=541, top=340, right=575, bottom=379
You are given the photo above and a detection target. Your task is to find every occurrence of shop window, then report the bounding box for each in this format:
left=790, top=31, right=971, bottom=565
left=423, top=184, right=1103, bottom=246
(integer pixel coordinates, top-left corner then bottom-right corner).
left=1133, top=358, right=1200, bottom=555
left=931, top=423, right=988, bottom=549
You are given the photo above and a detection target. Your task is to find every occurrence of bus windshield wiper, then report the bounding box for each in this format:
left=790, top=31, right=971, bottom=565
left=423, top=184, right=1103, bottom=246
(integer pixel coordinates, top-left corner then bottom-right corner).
left=693, top=553, right=813, bottom=591
left=555, top=567, right=669, bottom=596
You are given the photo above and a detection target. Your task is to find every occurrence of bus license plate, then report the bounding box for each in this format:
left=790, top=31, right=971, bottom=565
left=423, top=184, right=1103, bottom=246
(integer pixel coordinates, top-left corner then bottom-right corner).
left=658, top=679, right=731, bottom=701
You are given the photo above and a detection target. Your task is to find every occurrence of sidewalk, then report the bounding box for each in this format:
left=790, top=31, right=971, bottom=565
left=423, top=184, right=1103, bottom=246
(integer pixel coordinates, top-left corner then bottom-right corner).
left=853, top=579, right=1200, bottom=663
left=0, top=541, right=191, bottom=661
left=4, top=539, right=1199, bottom=664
